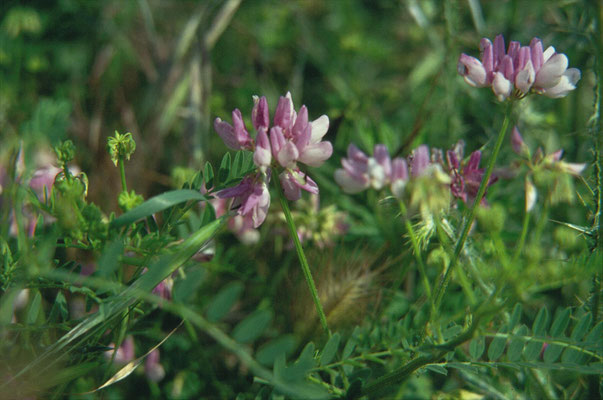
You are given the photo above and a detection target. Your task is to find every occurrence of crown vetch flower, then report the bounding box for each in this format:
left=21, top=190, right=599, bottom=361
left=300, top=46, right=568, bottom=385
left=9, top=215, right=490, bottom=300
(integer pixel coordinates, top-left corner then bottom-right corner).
left=217, top=174, right=270, bottom=228
left=335, top=144, right=410, bottom=196
left=458, top=34, right=580, bottom=100
left=444, top=141, right=497, bottom=206
left=270, top=93, right=333, bottom=168
left=214, top=92, right=332, bottom=229
left=214, top=109, right=253, bottom=151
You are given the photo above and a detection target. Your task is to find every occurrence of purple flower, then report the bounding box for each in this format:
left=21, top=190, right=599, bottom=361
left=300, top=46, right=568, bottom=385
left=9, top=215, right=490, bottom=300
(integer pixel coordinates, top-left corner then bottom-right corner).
left=217, top=174, right=271, bottom=228
left=444, top=141, right=497, bottom=206
left=458, top=35, right=580, bottom=100
left=105, top=336, right=135, bottom=365
left=214, top=109, right=253, bottom=151
left=214, top=92, right=333, bottom=229
left=511, top=126, right=586, bottom=175
left=145, top=349, right=165, bottom=382
left=334, top=144, right=409, bottom=196
left=270, top=92, right=333, bottom=168
left=279, top=169, right=318, bottom=201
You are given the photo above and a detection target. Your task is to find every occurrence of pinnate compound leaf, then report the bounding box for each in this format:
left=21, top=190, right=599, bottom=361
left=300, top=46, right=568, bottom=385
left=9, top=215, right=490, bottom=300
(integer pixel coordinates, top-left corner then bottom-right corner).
left=232, top=309, right=273, bottom=344
left=205, top=281, right=244, bottom=322
left=507, top=325, right=529, bottom=362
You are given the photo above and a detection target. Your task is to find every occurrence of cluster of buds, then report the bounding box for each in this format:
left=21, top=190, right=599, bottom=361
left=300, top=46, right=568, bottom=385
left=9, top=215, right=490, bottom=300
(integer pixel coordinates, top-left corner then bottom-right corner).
left=458, top=35, right=581, bottom=100
left=214, top=92, right=332, bottom=228
left=335, top=142, right=495, bottom=211
left=510, top=127, right=585, bottom=211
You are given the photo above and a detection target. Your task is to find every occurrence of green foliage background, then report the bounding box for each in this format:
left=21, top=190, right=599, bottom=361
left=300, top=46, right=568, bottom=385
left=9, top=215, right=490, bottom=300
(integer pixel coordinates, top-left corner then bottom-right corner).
left=0, top=0, right=601, bottom=399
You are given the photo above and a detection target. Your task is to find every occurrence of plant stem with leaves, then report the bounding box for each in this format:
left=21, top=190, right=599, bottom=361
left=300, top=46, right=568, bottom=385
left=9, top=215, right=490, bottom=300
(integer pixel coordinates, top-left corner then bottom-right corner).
left=432, top=101, right=513, bottom=319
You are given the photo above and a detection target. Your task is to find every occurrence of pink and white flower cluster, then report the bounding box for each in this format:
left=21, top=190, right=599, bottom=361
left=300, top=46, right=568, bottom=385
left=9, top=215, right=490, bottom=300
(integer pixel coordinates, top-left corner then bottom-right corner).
left=334, top=144, right=409, bottom=198
left=335, top=142, right=496, bottom=206
left=214, top=92, right=332, bottom=228
left=458, top=35, right=580, bottom=100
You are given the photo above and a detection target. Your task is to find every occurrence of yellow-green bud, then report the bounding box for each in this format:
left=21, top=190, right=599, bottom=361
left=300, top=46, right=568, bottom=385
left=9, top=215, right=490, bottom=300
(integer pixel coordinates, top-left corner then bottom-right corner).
left=107, top=131, right=136, bottom=166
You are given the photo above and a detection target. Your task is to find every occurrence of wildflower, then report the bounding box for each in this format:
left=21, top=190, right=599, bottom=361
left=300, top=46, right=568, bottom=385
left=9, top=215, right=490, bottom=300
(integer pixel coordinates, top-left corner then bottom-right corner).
left=444, top=141, right=497, bottom=206
left=214, top=92, right=332, bottom=229
left=511, top=126, right=586, bottom=210
left=217, top=174, right=270, bottom=229
left=105, top=336, right=135, bottom=365
left=335, top=144, right=405, bottom=194
left=145, top=349, right=165, bottom=382
left=458, top=34, right=580, bottom=100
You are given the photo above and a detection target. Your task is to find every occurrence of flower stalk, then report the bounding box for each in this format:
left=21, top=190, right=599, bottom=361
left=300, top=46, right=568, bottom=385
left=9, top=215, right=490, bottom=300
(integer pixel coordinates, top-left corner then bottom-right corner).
left=274, top=176, right=330, bottom=336
left=432, top=101, right=513, bottom=318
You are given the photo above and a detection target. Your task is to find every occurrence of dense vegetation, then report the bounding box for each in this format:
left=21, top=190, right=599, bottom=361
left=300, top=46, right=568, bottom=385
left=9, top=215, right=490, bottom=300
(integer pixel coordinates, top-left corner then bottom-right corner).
left=1, top=1, right=601, bottom=399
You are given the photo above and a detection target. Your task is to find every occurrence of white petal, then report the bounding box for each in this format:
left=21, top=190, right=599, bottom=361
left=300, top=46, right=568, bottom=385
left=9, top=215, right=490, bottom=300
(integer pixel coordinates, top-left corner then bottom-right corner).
left=310, top=115, right=329, bottom=143
left=334, top=169, right=368, bottom=193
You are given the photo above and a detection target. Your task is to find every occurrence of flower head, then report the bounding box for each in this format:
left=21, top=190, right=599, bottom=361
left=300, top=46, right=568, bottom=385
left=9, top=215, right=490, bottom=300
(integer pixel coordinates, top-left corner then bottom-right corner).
left=213, top=92, right=333, bottom=229
left=458, top=35, right=580, bottom=100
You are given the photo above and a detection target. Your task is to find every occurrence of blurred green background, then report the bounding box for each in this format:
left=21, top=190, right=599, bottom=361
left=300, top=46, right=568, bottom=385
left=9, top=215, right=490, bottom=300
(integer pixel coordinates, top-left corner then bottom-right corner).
left=1, top=0, right=595, bottom=212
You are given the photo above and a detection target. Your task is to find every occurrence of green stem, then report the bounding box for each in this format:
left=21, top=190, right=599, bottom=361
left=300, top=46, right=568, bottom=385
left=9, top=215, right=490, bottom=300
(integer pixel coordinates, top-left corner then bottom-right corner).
left=274, top=178, right=330, bottom=336
left=399, top=201, right=432, bottom=301
left=432, top=101, right=513, bottom=318
left=118, top=157, right=128, bottom=193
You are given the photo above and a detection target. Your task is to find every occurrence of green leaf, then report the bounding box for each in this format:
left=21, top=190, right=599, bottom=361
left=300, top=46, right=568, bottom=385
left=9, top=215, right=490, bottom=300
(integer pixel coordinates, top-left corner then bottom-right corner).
left=549, top=307, right=571, bottom=337
left=218, top=152, right=231, bottom=183
left=173, top=266, right=205, bottom=303
left=284, top=342, right=316, bottom=382
left=507, top=303, right=523, bottom=331
left=584, top=321, right=602, bottom=345
left=26, top=291, right=42, bottom=325
left=343, top=336, right=356, bottom=359
left=523, top=339, right=543, bottom=362
left=426, top=364, right=448, bottom=376
left=507, top=325, right=529, bottom=362
left=562, top=313, right=593, bottom=363
left=532, top=307, right=549, bottom=336
left=320, top=333, right=340, bottom=366
left=232, top=309, right=273, bottom=344
left=48, top=291, right=68, bottom=323
left=570, top=312, right=592, bottom=341
left=203, top=161, right=214, bottom=188
left=205, top=281, right=244, bottom=322
left=256, top=335, right=297, bottom=367
left=543, top=342, right=564, bottom=364
left=96, top=238, right=124, bottom=278
left=110, top=190, right=207, bottom=228
left=469, top=336, right=485, bottom=360
left=488, top=332, right=507, bottom=362
left=200, top=201, right=216, bottom=227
